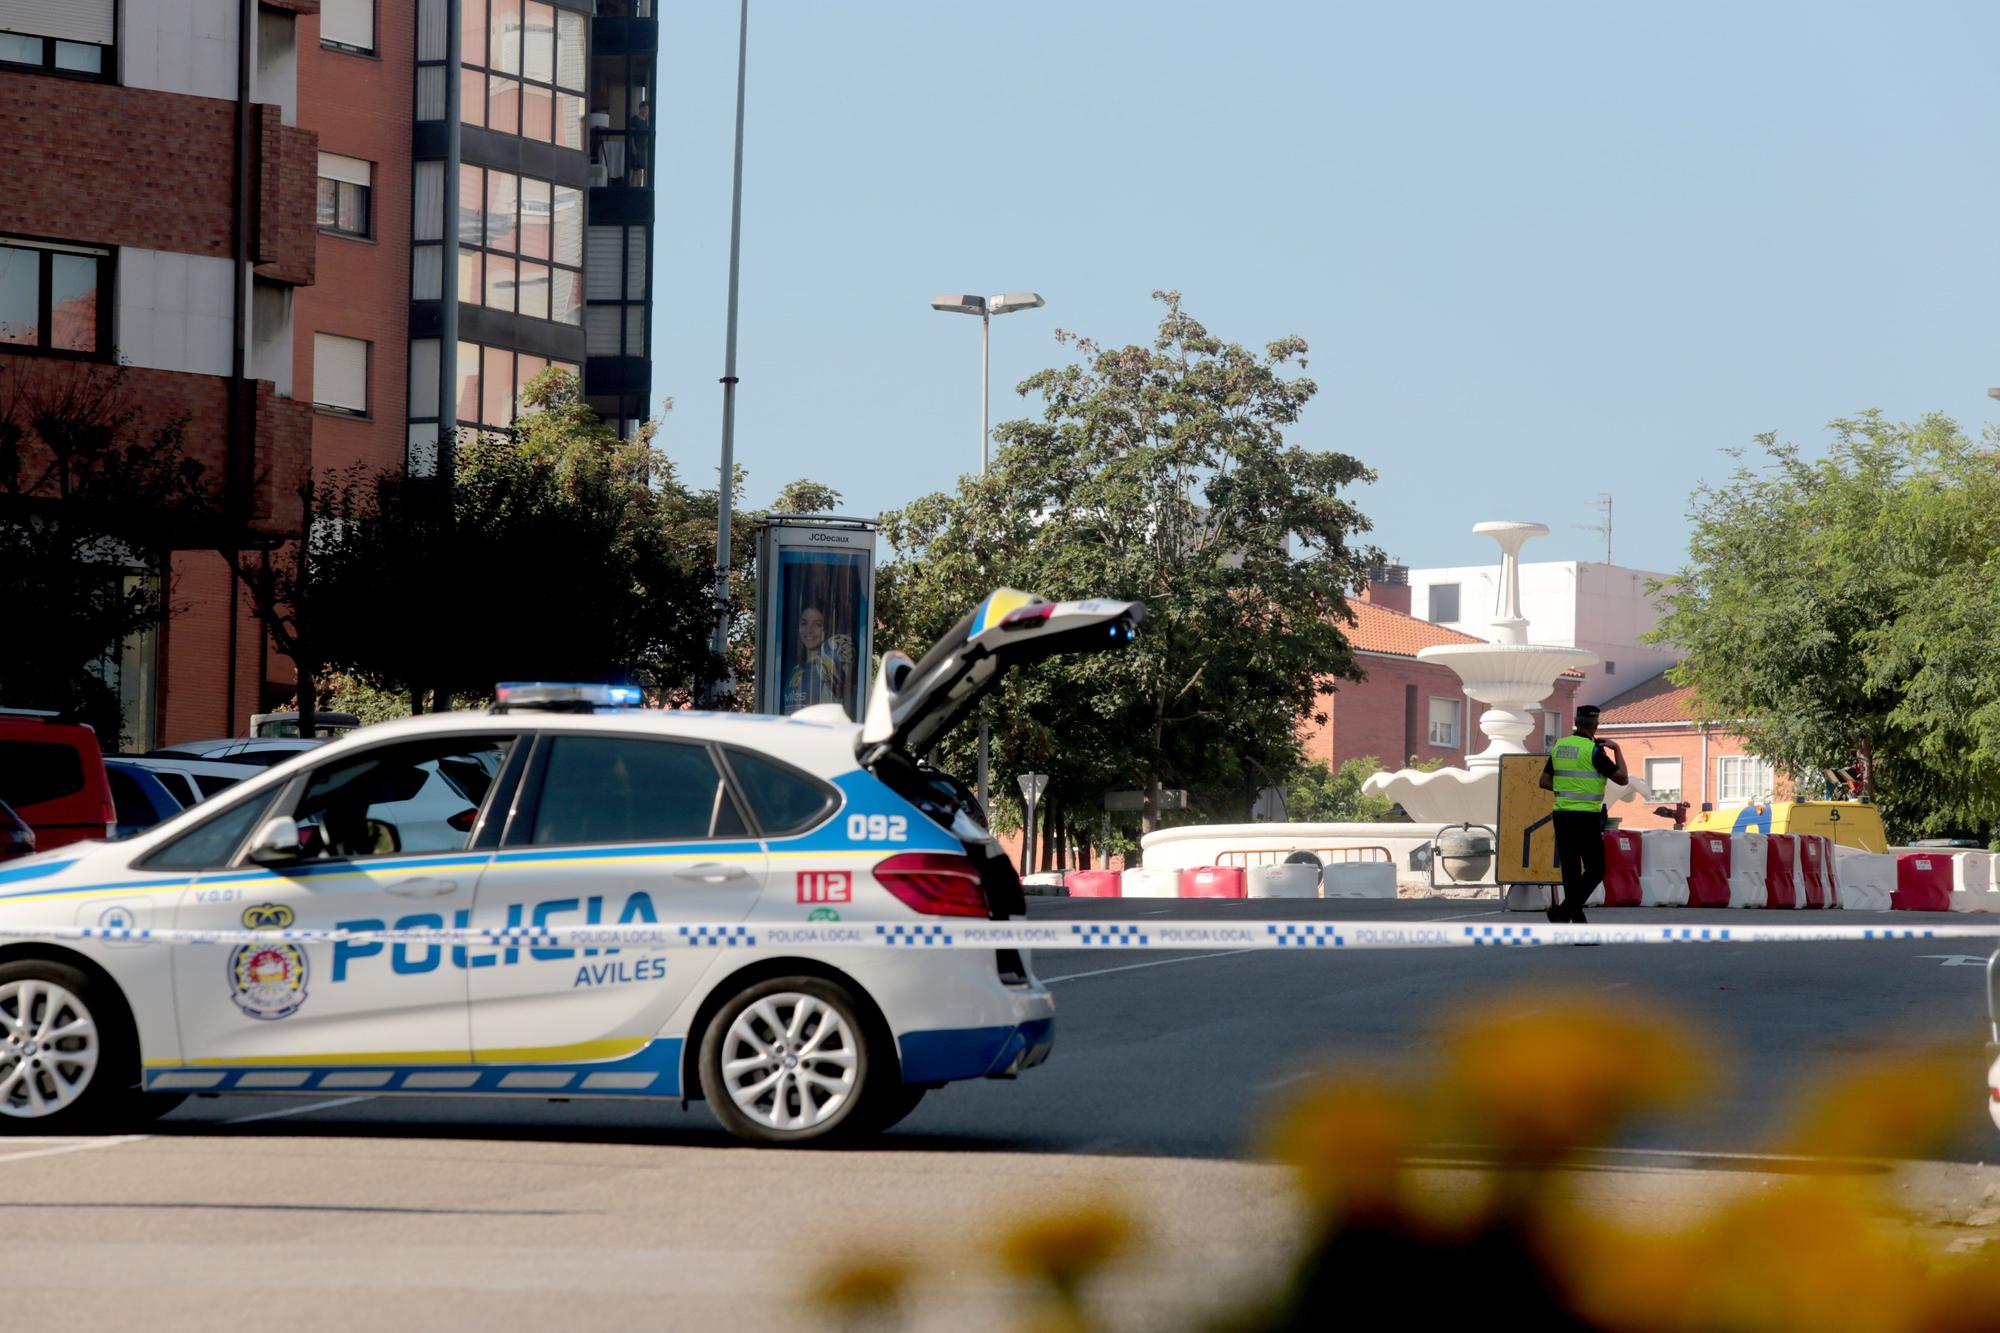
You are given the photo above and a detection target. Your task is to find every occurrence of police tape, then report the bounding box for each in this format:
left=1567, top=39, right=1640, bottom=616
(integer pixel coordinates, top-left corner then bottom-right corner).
left=7, top=919, right=2000, bottom=951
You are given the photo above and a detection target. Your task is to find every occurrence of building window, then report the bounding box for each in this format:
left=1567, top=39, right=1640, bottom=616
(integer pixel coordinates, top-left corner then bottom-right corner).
left=313, top=333, right=370, bottom=417
left=1716, top=756, right=1775, bottom=804
left=459, top=0, right=587, bottom=148
left=452, top=341, right=579, bottom=429
left=0, top=0, right=114, bottom=80
left=0, top=236, right=111, bottom=359
left=1646, top=757, right=1683, bottom=803
left=1427, top=696, right=1462, bottom=749
left=320, top=0, right=375, bottom=54
left=316, top=153, right=373, bottom=239
left=1427, top=583, right=1460, bottom=623
left=453, top=165, right=582, bottom=325
left=1605, top=660, right=1617, bottom=676
left=1542, top=710, right=1561, bottom=752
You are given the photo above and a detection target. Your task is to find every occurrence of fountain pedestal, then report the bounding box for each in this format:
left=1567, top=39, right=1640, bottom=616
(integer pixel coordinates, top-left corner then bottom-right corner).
left=1362, top=522, right=1646, bottom=824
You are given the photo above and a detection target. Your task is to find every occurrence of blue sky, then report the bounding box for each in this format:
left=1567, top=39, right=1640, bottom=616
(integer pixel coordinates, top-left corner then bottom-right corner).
left=653, top=1, right=2000, bottom=574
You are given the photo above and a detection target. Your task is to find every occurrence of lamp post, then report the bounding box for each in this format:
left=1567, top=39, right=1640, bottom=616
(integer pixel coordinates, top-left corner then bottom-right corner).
left=929, top=291, right=1045, bottom=808
left=707, top=0, right=751, bottom=706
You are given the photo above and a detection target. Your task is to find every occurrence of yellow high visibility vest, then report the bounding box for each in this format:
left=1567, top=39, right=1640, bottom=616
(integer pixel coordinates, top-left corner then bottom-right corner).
left=1550, top=734, right=1606, bottom=812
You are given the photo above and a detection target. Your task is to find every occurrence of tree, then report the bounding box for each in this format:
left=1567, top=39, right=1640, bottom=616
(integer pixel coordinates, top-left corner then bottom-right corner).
left=880, top=291, right=1378, bottom=855
left=0, top=363, right=213, bottom=743
left=1653, top=411, right=2000, bottom=842
left=310, top=371, right=720, bottom=707
left=1285, top=757, right=1396, bottom=823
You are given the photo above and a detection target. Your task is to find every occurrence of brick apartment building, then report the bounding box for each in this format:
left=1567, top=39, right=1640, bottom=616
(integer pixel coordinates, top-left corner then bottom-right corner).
left=1594, top=669, right=1774, bottom=830
left=1301, top=579, right=1583, bottom=777
left=0, top=0, right=656, bottom=748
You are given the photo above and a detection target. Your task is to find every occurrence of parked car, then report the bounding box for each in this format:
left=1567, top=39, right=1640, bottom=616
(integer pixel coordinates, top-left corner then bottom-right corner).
left=248, top=710, right=362, bottom=739
left=113, top=756, right=267, bottom=805
left=102, top=761, right=186, bottom=839
left=0, top=801, right=33, bottom=863
left=0, top=709, right=115, bottom=850
left=146, top=738, right=323, bottom=767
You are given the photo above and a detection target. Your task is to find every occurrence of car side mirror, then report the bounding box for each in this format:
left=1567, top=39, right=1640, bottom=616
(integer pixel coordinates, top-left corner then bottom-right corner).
left=245, top=816, right=305, bottom=865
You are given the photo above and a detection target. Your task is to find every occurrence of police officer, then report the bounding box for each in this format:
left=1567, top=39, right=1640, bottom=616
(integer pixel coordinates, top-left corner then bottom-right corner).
left=1538, top=705, right=1629, bottom=923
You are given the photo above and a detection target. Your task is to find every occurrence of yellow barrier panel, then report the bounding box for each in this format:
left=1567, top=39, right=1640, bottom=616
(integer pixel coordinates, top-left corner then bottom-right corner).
left=1496, top=753, right=1561, bottom=885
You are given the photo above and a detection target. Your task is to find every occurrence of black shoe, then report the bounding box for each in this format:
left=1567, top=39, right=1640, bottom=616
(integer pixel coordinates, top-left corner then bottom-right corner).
left=1568, top=909, right=1588, bottom=926
left=1545, top=906, right=1563, bottom=923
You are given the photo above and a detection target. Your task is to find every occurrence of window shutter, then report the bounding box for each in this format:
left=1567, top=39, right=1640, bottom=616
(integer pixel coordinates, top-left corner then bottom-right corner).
left=317, top=153, right=371, bottom=188
left=313, top=334, right=369, bottom=414
left=320, top=0, right=375, bottom=51
left=0, top=0, right=113, bottom=44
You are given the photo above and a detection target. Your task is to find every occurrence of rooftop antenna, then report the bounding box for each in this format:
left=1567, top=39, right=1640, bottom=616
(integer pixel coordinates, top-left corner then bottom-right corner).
left=1574, top=493, right=1612, bottom=565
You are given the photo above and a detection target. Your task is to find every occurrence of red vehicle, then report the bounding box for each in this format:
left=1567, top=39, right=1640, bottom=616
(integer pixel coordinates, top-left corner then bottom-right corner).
left=0, top=711, right=115, bottom=851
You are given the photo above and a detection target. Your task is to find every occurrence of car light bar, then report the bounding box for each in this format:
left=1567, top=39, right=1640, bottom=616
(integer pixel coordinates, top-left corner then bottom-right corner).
left=493, top=682, right=645, bottom=712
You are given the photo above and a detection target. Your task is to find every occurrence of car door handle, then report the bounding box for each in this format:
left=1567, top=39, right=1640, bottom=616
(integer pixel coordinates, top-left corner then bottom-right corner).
left=673, top=862, right=751, bottom=883
left=386, top=878, right=459, bottom=898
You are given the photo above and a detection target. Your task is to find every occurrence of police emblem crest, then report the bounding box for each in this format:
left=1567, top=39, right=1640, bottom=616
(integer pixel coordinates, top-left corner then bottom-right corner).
left=228, top=903, right=308, bottom=1021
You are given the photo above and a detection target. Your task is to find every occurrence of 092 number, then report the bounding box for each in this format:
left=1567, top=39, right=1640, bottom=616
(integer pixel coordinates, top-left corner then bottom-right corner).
left=847, top=814, right=908, bottom=843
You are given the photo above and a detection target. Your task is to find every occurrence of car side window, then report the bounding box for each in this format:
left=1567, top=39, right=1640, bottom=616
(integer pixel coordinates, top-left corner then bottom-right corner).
left=528, top=736, right=747, bottom=846
left=723, top=750, right=837, bottom=836
left=0, top=741, right=84, bottom=811
left=146, top=793, right=276, bottom=870
left=291, top=737, right=514, bottom=860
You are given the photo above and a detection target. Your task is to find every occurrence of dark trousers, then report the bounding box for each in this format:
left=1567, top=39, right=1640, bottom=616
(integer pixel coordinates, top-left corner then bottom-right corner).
left=1551, top=810, right=1606, bottom=920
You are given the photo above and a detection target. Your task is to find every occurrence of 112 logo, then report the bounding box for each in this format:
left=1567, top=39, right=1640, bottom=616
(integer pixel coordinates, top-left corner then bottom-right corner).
left=796, top=871, right=852, bottom=904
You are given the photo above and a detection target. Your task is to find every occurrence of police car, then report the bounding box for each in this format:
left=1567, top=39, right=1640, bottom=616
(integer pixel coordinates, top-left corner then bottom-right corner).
left=0, top=590, right=1142, bottom=1144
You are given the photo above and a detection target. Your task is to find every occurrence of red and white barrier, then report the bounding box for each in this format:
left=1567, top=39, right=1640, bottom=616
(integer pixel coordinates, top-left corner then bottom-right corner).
left=1065, top=870, right=1122, bottom=899
left=1688, top=833, right=1732, bottom=908
left=1893, top=854, right=1952, bottom=912
left=1322, top=862, right=1397, bottom=899
left=1798, top=835, right=1836, bottom=908
left=1638, top=829, right=1691, bottom=906
left=1120, top=866, right=1181, bottom=899
left=1247, top=863, right=1320, bottom=899
left=1179, top=866, right=1247, bottom=900
left=1951, top=852, right=1997, bottom=913
left=1601, top=830, right=1643, bottom=907
left=1836, top=851, right=1896, bottom=911
left=1727, top=831, right=1768, bottom=908
left=1764, top=835, right=1800, bottom=910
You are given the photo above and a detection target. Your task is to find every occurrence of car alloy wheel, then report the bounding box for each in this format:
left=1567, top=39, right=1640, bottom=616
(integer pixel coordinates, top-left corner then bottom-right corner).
left=0, top=977, right=100, bottom=1120
left=720, top=991, right=860, bottom=1133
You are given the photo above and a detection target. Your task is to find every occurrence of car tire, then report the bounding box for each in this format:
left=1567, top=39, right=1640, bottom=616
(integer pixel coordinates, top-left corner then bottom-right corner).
left=0, top=960, right=135, bottom=1132
left=857, top=1081, right=927, bottom=1137
left=699, top=976, right=880, bottom=1146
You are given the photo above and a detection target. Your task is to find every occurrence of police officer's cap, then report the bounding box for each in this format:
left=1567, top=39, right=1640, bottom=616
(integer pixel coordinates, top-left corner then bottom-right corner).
left=1575, top=705, right=1601, bottom=722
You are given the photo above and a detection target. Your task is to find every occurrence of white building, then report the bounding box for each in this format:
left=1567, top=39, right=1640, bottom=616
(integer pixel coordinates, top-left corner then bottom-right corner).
left=1403, top=560, right=1676, bottom=708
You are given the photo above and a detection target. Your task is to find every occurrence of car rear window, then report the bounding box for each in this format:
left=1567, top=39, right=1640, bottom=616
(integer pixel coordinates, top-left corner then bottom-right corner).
left=0, top=741, right=85, bottom=810
left=529, top=737, right=746, bottom=846
left=152, top=773, right=197, bottom=806
left=105, top=768, right=149, bottom=825
left=194, top=775, right=244, bottom=798
left=723, top=750, right=836, bottom=836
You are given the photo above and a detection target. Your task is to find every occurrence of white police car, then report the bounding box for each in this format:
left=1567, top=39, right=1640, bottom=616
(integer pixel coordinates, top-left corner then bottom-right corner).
left=0, top=590, right=1142, bottom=1144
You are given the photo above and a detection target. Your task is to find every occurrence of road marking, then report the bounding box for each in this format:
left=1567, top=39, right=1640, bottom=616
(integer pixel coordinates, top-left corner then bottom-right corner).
left=221, top=1096, right=374, bottom=1125
left=1916, top=955, right=1987, bottom=967
left=1431, top=909, right=1502, bottom=921
left=1599, top=981, right=1632, bottom=991
left=1042, top=949, right=1256, bottom=984
left=0, top=1134, right=149, bottom=1164
left=1256, top=1070, right=1318, bottom=1092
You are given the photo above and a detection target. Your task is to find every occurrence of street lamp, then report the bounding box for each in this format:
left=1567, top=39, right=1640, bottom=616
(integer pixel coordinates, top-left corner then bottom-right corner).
left=931, top=290, right=1046, bottom=808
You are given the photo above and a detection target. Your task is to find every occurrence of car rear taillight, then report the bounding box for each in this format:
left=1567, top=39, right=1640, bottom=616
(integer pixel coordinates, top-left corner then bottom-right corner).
left=102, top=796, right=116, bottom=839
left=873, top=852, right=989, bottom=918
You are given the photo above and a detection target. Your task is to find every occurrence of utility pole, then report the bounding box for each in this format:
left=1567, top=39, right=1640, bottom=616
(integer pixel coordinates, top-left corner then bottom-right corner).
left=707, top=0, right=750, bottom=705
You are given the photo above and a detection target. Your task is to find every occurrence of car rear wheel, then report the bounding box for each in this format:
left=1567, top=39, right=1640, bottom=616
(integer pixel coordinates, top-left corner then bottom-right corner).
left=0, top=961, right=130, bottom=1130
left=699, top=977, right=879, bottom=1145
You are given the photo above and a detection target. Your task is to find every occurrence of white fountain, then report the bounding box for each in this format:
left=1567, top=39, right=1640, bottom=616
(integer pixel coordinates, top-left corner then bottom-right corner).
left=1362, top=520, right=1644, bottom=823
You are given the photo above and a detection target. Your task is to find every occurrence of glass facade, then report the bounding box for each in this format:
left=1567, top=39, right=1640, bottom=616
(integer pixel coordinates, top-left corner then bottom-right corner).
left=460, top=0, right=586, bottom=149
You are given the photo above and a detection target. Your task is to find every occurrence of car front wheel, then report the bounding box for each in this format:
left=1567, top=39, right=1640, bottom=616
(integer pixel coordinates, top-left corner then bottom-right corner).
left=0, top=961, right=129, bottom=1130
left=699, top=977, right=882, bottom=1145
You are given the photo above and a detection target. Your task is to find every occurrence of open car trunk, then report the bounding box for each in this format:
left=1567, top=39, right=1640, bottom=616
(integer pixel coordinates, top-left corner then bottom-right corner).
left=859, top=589, right=1144, bottom=919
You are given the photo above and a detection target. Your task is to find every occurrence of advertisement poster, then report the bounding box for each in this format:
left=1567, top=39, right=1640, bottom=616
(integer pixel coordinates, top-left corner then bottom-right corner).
left=775, top=547, right=870, bottom=717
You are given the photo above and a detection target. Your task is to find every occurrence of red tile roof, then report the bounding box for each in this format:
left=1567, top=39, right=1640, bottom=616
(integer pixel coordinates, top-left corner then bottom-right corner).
left=1346, top=601, right=1585, bottom=677
left=1598, top=671, right=1700, bottom=725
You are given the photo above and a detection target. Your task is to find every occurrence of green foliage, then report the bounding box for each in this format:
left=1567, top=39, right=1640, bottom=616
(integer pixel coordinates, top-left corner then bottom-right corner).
left=1653, top=411, right=2000, bottom=841
left=880, top=292, right=1377, bottom=845
left=312, top=370, right=720, bottom=705
left=770, top=478, right=844, bottom=516
left=1285, top=757, right=1396, bottom=823
left=0, top=363, right=214, bottom=744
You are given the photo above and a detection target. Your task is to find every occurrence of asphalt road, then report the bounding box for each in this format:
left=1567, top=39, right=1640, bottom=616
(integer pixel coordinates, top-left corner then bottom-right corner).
left=7, top=898, right=1998, bottom=1329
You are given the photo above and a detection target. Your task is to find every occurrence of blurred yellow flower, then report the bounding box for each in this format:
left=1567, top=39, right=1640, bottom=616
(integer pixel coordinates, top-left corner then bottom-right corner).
left=808, top=1253, right=912, bottom=1321
left=1263, top=1074, right=1416, bottom=1221
left=1786, top=1049, right=1965, bottom=1161
left=997, top=1201, right=1137, bottom=1301
left=1910, top=1252, right=2000, bottom=1333
left=1438, top=990, right=1709, bottom=1156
